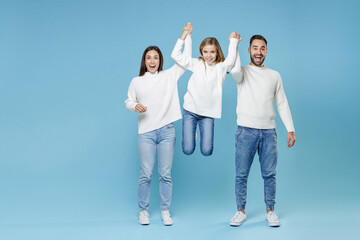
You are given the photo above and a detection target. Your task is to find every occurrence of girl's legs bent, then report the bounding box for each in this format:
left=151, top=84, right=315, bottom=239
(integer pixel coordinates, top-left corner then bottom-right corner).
left=157, top=123, right=176, bottom=211
left=138, top=130, right=157, bottom=211
left=198, top=116, right=214, bottom=156
left=182, top=109, right=197, bottom=155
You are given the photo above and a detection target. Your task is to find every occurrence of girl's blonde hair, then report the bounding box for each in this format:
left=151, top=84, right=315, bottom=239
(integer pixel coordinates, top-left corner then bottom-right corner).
left=198, top=37, right=225, bottom=64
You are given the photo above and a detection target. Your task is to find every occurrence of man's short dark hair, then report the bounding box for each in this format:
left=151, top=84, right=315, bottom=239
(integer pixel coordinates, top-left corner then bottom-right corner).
left=250, top=35, right=267, bottom=46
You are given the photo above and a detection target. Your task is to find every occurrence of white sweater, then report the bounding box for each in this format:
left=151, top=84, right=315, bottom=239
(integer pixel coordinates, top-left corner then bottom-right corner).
left=171, top=38, right=239, bottom=118
left=231, top=52, right=295, bottom=132
left=125, top=36, right=191, bottom=134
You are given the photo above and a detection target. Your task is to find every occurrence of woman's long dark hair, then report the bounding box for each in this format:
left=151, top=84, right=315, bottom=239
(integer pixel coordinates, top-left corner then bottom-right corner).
left=139, top=46, right=164, bottom=76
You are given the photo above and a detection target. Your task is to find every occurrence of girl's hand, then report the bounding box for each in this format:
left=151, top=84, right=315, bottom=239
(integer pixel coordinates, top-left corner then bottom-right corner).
left=229, top=32, right=237, bottom=42
left=186, top=22, right=193, bottom=34
left=183, top=25, right=189, bottom=35
left=135, top=104, right=147, bottom=113
left=180, top=22, right=192, bottom=40
left=229, top=32, right=242, bottom=42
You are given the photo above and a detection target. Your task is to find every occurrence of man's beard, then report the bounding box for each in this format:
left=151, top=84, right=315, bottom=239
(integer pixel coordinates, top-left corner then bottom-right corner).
left=250, top=55, right=265, bottom=66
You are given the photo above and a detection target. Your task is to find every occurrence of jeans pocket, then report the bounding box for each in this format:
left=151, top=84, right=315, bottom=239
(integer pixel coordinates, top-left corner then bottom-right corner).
left=166, top=123, right=174, bottom=129
left=235, top=126, right=245, bottom=141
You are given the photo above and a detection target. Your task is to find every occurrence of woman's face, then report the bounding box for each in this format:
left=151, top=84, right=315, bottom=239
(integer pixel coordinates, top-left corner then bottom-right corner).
left=145, top=50, right=160, bottom=73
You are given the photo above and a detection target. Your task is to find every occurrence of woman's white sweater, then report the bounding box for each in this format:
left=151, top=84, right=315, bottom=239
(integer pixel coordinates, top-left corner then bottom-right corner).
left=125, top=36, right=191, bottom=134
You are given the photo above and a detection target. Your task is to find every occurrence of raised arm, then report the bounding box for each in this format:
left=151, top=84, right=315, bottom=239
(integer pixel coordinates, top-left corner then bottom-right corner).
left=231, top=49, right=243, bottom=84
left=171, top=23, right=194, bottom=71
left=165, top=23, right=193, bottom=80
left=222, top=32, right=241, bottom=73
left=125, top=81, right=147, bottom=113
left=180, top=22, right=192, bottom=41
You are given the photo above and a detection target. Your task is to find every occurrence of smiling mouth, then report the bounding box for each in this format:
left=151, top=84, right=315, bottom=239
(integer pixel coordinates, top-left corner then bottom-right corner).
left=254, top=55, right=263, bottom=61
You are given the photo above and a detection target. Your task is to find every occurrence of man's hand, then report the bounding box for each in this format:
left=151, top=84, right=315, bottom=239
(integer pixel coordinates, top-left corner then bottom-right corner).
left=229, top=32, right=237, bottom=42
left=135, top=104, right=147, bottom=113
left=229, top=32, right=242, bottom=42
left=287, top=132, right=296, bottom=148
left=235, top=33, right=242, bottom=42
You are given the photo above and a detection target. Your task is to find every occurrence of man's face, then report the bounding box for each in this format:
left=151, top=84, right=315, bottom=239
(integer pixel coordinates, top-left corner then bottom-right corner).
left=248, top=39, right=267, bottom=67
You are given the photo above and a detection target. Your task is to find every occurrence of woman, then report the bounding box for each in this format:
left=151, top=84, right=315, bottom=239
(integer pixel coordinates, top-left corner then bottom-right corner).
left=125, top=24, right=192, bottom=226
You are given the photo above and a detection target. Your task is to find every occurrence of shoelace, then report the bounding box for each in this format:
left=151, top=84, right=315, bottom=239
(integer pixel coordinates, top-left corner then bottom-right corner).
left=267, top=212, right=277, bottom=221
left=140, top=211, right=149, bottom=219
left=162, top=211, right=170, bottom=218
left=234, top=211, right=245, bottom=219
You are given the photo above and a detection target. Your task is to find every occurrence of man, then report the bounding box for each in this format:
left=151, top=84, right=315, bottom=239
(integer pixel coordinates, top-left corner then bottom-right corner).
left=229, top=35, right=296, bottom=227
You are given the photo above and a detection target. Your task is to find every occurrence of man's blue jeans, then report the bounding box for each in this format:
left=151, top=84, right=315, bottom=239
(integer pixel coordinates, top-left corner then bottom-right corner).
left=138, top=123, right=175, bottom=211
left=235, top=126, right=278, bottom=211
left=182, top=109, right=214, bottom=156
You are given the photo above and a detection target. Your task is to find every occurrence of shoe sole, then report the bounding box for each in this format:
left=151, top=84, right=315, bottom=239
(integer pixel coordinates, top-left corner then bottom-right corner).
left=230, top=218, right=246, bottom=226
left=266, top=218, right=280, bottom=227
left=139, top=221, right=150, bottom=225
left=268, top=223, right=280, bottom=227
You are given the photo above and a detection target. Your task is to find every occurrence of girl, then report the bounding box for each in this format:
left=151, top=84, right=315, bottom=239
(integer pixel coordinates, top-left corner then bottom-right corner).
left=125, top=24, right=192, bottom=226
left=171, top=23, right=241, bottom=156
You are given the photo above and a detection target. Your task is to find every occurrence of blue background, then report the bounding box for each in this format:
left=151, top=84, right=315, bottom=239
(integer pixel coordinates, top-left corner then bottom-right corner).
left=1, top=0, right=359, bottom=239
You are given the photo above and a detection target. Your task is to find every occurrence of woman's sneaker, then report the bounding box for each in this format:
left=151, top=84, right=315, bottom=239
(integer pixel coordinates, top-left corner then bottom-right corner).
left=139, top=210, right=150, bottom=225
left=265, top=211, right=280, bottom=227
left=230, top=211, right=247, bottom=226
left=161, top=210, right=173, bottom=226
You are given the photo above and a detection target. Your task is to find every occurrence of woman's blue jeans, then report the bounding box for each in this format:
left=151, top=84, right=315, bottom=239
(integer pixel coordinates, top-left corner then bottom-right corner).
left=137, top=123, right=175, bottom=211
left=235, top=126, right=278, bottom=211
left=182, top=109, right=214, bottom=156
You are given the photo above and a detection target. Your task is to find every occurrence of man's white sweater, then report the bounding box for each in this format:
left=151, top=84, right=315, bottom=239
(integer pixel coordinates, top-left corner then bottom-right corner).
left=125, top=36, right=191, bottom=134
left=231, top=52, right=295, bottom=132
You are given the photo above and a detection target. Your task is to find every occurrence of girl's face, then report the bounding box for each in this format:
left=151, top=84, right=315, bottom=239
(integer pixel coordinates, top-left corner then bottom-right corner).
left=202, top=44, right=217, bottom=64
left=145, top=50, right=160, bottom=73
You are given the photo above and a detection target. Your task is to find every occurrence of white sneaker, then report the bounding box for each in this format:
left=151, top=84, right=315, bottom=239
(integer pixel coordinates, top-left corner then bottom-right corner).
left=266, top=211, right=280, bottom=227
left=230, top=211, right=247, bottom=226
left=161, top=210, right=173, bottom=226
left=139, top=210, right=150, bottom=225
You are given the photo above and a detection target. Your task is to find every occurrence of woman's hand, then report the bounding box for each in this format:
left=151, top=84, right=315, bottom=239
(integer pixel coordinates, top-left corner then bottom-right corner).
left=135, top=104, right=147, bottom=113
left=186, top=22, right=193, bottom=34
left=180, top=22, right=192, bottom=40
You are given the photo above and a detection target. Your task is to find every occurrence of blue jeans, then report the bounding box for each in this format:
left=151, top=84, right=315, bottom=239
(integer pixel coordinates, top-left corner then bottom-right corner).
left=182, top=109, right=214, bottom=156
left=235, top=126, right=278, bottom=211
left=138, top=123, right=175, bottom=211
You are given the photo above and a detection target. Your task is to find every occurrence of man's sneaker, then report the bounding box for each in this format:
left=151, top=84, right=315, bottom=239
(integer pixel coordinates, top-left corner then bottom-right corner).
left=266, top=211, right=280, bottom=227
left=161, top=210, right=174, bottom=226
left=139, top=210, right=150, bottom=225
left=230, top=211, right=247, bottom=226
